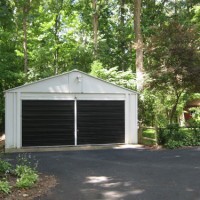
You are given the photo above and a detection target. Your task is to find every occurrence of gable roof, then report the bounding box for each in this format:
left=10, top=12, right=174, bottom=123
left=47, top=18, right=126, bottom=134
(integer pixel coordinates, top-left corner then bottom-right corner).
left=5, top=69, right=138, bottom=94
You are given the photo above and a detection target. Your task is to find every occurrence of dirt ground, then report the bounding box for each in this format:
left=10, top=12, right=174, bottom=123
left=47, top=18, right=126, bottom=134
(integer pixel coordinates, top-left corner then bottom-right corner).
left=0, top=134, right=58, bottom=200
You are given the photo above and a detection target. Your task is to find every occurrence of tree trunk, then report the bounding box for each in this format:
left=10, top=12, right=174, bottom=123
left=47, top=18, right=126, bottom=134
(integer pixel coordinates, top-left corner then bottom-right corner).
left=134, top=0, right=144, bottom=91
left=169, top=91, right=182, bottom=124
left=92, top=0, right=98, bottom=58
left=54, top=0, right=63, bottom=75
left=54, top=14, right=60, bottom=75
left=174, top=0, right=177, bottom=18
left=119, top=0, right=125, bottom=70
left=22, top=0, right=32, bottom=74
left=23, top=13, right=28, bottom=74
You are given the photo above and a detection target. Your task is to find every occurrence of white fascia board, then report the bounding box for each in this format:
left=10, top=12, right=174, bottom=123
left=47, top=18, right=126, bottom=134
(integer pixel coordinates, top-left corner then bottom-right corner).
left=20, top=93, right=126, bottom=100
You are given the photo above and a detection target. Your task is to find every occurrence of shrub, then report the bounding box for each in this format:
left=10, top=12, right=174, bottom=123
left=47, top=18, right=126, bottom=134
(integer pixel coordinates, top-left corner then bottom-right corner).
left=0, top=152, right=39, bottom=193
left=0, top=180, right=11, bottom=194
left=15, top=164, right=37, bottom=177
left=16, top=172, right=38, bottom=188
left=158, top=124, right=200, bottom=148
left=0, top=159, right=12, bottom=174
left=165, top=140, right=183, bottom=149
left=15, top=164, right=38, bottom=188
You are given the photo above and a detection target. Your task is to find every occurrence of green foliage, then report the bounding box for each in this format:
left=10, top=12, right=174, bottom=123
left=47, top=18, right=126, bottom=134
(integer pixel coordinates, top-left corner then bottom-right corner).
left=142, top=19, right=200, bottom=126
left=90, top=61, right=136, bottom=90
left=15, top=153, right=39, bottom=188
left=142, top=128, right=157, bottom=146
left=15, top=164, right=37, bottom=177
left=0, top=180, right=11, bottom=194
left=165, top=140, right=183, bottom=149
left=192, top=5, right=200, bottom=30
left=139, top=89, right=185, bottom=127
left=189, top=107, right=200, bottom=124
left=0, top=159, right=12, bottom=174
left=0, top=0, right=199, bottom=131
left=158, top=124, right=200, bottom=149
left=142, top=138, right=156, bottom=146
left=142, top=129, right=156, bottom=139
left=15, top=166, right=38, bottom=188
left=0, top=153, right=39, bottom=192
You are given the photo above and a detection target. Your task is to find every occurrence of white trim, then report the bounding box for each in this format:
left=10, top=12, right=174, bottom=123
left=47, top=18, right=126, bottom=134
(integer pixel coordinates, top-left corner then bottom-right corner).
left=16, top=92, right=21, bottom=148
left=125, top=94, right=129, bottom=144
left=74, top=98, right=77, bottom=146
left=5, top=93, right=14, bottom=149
left=13, top=93, right=17, bottom=148
left=20, top=93, right=126, bottom=101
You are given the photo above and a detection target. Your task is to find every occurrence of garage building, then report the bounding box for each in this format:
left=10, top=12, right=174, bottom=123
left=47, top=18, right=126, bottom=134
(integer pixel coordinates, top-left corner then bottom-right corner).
left=5, top=70, right=138, bottom=151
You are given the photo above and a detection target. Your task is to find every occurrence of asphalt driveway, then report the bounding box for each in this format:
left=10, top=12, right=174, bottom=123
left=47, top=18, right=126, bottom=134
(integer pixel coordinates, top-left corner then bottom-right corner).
left=6, top=147, right=200, bottom=200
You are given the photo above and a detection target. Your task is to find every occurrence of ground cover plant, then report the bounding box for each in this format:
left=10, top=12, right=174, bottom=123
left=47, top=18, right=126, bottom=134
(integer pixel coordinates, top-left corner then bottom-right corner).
left=0, top=153, right=57, bottom=199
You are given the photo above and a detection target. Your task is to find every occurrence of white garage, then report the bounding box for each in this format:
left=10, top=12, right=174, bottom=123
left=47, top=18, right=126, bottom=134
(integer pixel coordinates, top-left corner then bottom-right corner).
left=5, top=70, right=138, bottom=151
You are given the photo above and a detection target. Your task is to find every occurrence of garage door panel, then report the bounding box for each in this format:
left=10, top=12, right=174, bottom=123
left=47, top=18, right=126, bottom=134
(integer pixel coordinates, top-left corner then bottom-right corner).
left=22, top=100, right=125, bottom=147
left=22, top=100, right=74, bottom=146
left=77, top=100, right=125, bottom=145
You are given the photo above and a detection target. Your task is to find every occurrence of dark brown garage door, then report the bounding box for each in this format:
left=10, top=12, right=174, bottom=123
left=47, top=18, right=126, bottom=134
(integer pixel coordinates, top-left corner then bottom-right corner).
left=22, top=100, right=74, bottom=146
left=22, top=100, right=125, bottom=146
left=77, top=100, right=125, bottom=145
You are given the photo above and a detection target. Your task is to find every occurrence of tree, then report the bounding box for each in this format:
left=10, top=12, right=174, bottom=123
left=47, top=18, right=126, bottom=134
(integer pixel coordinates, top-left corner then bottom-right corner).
left=92, top=0, right=99, bottom=58
left=90, top=60, right=136, bottom=90
left=134, top=0, right=144, bottom=91
left=22, top=0, right=32, bottom=74
left=0, top=0, right=24, bottom=129
left=146, top=21, right=200, bottom=124
left=53, top=0, right=64, bottom=75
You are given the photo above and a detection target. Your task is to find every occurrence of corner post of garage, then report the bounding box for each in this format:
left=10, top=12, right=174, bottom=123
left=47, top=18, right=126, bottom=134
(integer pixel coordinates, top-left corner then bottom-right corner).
left=16, top=92, right=21, bottom=148
left=74, top=97, right=77, bottom=146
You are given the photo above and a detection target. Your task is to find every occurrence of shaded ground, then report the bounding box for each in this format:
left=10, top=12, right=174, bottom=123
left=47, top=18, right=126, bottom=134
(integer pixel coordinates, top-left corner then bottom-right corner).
left=4, top=147, right=200, bottom=200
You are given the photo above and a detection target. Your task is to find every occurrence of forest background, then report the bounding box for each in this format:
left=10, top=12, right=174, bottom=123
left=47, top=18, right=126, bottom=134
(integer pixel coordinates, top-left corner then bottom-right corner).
left=0, top=0, right=200, bottom=131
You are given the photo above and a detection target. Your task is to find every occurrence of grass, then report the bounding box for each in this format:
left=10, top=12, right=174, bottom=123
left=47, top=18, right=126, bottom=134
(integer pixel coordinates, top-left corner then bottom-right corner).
left=142, top=128, right=157, bottom=146
left=143, top=129, right=156, bottom=139
left=142, top=138, right=156, bottom=146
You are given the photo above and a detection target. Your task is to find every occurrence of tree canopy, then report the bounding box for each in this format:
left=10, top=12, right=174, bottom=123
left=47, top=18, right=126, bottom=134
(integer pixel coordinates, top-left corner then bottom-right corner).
left=0, top=0, right=199, bottom=129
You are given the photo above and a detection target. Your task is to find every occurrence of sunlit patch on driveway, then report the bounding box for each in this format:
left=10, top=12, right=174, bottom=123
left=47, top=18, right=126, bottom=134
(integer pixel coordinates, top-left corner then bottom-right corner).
left=85, top=176, right=112, bottom=184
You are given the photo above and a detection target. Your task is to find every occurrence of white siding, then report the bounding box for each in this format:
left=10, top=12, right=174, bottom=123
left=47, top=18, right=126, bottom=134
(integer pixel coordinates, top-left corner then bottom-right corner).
left=5, top=70, right=138, bottom=150
left=6, top=71, right=136, bottom=94
left=129, top=94, right=138, bottom=144
left=5, top=93, right=15, bottom=149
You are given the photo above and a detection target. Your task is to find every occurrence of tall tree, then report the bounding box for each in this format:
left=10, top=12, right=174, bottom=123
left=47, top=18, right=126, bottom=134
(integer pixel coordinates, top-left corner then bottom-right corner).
left=22, top=0, right=32, bottom=74
left=92, top=0, right=99, bottom=58
left=53, top=0, right=64, bottom=75
left=119, top=0, right=125, bottom=70
left=134, top=0, right=144, bottom=91
left=146, top=21, right=200, bottom=123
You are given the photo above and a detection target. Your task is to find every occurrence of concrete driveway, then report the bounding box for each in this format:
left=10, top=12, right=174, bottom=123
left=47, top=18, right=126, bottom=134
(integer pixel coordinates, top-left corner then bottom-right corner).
left=7, top=147, right=200, bottom=200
